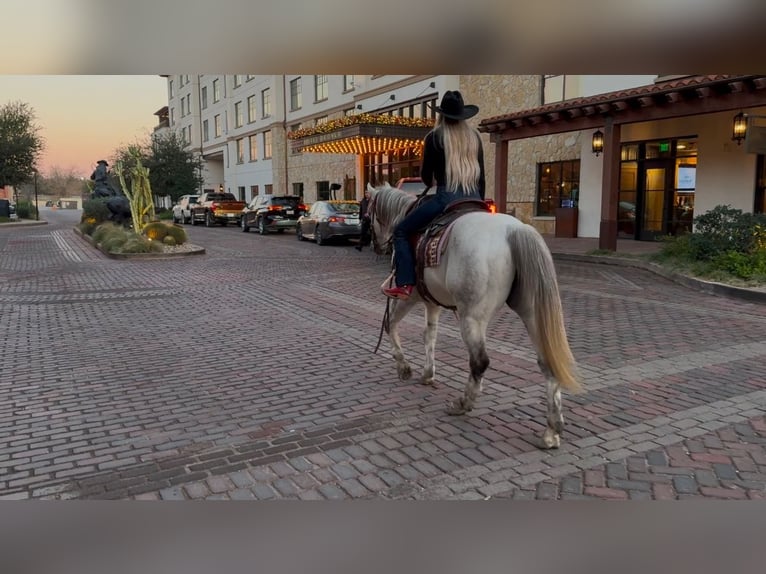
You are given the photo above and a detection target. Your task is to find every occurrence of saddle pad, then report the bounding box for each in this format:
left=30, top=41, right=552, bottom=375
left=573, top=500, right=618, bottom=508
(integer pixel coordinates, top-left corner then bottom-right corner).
left=418, top=222, right=454, bottom=268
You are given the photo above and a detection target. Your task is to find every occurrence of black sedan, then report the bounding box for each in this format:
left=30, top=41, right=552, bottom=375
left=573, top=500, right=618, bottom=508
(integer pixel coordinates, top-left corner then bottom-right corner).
left=296, top=200, right=361, bottom=245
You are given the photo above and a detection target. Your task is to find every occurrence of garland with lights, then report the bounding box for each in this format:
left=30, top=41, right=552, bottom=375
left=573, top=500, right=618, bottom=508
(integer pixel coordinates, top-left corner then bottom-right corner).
left=287, top=113, right=435, bottom=140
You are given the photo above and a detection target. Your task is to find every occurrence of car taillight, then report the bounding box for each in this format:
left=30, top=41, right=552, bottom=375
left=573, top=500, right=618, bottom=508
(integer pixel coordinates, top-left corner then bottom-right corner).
left=328, top=216, right=344, bottom=223
left=209, top=202, right=218, bottom=211
left=485, top=200, right=497, bottom=214
left=298, top=204, right=307, bottom=212
left=268, top=205, right=281, bottom=211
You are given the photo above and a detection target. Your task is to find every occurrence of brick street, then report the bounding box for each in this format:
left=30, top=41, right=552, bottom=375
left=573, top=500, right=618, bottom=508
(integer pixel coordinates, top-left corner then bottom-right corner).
left=0, top=208, right=764, bottom=500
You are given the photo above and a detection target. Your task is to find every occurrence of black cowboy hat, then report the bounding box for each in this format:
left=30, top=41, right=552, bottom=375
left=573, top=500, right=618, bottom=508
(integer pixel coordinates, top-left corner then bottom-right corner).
left=97, top=160, right=108, bottom=166
left=435, top=90, right=479, bottom=120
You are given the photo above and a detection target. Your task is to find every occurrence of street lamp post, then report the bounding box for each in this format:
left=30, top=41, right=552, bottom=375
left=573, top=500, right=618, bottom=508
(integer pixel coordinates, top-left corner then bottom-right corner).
left=33, top=170, right=39, bottom=220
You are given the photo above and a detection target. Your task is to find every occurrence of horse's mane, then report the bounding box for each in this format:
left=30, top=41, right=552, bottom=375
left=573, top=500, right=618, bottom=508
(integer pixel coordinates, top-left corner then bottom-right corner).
left=371, top=185, right=416, bottom=232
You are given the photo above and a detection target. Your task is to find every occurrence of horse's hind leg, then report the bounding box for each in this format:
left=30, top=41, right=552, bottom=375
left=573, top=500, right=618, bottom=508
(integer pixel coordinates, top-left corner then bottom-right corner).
left=388, top=298, right=417, bottom=381
left=446, top=315, right=489, bottom=415
left=513, top=306, right=564, bottom=449
left=421, top=303, right=442, bottom=386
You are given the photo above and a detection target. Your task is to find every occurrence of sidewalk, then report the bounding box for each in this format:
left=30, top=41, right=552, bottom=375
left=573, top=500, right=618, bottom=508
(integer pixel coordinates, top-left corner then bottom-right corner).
left=542, top=234, right=766, bottom=303
left=542, top=235, right=662, bottom=256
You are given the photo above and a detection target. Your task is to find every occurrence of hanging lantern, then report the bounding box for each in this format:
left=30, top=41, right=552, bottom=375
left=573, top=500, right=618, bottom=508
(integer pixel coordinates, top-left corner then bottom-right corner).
left=592, top=129, right=604, bottom=156
left=732, top=112, right=747, bottom=145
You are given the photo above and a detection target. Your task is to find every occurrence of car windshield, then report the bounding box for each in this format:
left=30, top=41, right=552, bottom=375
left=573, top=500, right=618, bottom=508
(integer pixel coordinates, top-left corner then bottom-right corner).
left=329, top=202, right=359, bottom=214
left=271, top=197, right=300, bottom=207
left=399, top=182, right=424, bottom=193
left=208, top=193, right=235, bottom=201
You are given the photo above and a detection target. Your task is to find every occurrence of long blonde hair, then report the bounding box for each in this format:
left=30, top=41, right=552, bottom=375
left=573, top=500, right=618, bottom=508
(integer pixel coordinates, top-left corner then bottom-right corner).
left=435, top=116, right=481, bottom=194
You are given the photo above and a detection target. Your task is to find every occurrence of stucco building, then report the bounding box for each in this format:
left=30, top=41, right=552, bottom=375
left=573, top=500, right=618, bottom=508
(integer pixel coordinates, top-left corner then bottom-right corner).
left=163, top=74, right=766, bottom=247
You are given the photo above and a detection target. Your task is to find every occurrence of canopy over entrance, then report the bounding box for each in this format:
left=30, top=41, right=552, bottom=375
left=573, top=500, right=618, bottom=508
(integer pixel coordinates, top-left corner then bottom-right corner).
left=288, top=113, right=433, bottom=155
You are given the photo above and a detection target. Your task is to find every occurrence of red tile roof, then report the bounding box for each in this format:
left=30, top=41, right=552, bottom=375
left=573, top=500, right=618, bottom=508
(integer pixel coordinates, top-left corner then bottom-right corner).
left=479, top=75, right=765, bottom=128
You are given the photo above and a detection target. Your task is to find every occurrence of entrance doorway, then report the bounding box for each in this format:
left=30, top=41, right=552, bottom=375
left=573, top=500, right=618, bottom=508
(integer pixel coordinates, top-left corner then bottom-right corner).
left=638, top=160, right=672, bottom=240
left=618, top=138, right=697, bottom=240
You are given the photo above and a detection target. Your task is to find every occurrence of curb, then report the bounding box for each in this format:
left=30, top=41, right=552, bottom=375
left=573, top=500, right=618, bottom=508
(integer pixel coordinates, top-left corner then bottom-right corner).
left=0, top=220, right=48, bottom=228
left=552, top=253, right=766, bottom=304
left=73, top=227, right=206, bottom=259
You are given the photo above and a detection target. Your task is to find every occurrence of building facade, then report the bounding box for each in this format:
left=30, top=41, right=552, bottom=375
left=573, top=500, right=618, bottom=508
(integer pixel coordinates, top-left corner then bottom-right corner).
left=163, top=74, right=766, bottom=244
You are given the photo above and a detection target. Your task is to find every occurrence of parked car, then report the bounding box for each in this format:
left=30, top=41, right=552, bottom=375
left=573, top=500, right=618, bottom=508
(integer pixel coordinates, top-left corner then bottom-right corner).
left=618, top=201, right=636, bottom=234
left=395, top=177, right=496, bottom=213
left=296, top=200, right=361, bottom=245
left=241, top=195, right=307, bottom=234
left=190, top=192, right=246, bottom=226
left=172, top=194, right=199, bottom=224
left=396, top=177, right=429, bottom=194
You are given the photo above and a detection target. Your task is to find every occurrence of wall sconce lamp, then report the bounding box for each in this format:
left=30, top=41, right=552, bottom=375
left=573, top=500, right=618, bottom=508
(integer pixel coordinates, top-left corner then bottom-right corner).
left=591, top=129, right=604, bottom=156
left=732, top=112, right=747, bottom=145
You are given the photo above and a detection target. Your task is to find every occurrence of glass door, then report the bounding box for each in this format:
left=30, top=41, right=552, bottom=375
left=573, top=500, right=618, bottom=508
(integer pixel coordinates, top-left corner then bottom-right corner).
left=638, top=160, right=672, bottom=240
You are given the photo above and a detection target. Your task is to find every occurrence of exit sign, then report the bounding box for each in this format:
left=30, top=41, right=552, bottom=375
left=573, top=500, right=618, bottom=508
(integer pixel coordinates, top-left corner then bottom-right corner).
left=659, top=142, right=670, bottom=152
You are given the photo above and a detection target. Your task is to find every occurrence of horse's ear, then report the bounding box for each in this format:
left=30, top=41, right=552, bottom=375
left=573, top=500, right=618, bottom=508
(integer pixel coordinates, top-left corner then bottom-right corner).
left=366, top=183, right=375, bottom=192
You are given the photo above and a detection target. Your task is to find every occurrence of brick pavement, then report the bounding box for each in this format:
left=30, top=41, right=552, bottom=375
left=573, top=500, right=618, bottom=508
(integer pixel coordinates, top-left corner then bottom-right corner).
left=0, top=208, right=765, bottom=500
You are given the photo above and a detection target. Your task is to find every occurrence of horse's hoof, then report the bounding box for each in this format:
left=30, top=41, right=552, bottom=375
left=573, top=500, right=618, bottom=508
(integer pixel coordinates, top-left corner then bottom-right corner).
left=419, top=377, right=436, bottom=387
left=541, top=428, right=561, bottom=449
left=445, top=398, right=470, bottom=416
left=397, top=364, right=412, bottom=381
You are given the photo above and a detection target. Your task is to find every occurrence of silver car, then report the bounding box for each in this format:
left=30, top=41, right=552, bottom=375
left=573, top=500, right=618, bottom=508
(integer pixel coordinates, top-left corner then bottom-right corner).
left=296, top=200, right=361, bottom=245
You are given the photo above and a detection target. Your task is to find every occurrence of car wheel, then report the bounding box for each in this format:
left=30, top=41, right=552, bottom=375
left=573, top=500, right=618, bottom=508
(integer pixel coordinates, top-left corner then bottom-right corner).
left=296, top=226, right=304, bottom=241
left=205, top=211, right=215, bottom=227
left=258, top=217, right=267, bottom=235
left=315, top=226, right=324, bottom=245
left=241, top=216, right=250, bottom=232
left=190, top=213, right=196, bottom=226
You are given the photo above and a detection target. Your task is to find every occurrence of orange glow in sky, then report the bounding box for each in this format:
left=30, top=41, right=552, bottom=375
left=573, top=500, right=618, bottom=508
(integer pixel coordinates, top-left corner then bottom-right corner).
left=0, top=75, right=168, bottom=178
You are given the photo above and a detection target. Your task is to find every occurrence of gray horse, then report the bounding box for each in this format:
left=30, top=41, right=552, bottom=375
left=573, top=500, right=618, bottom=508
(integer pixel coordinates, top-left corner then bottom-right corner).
left=368, top=182, right=582, bottom=449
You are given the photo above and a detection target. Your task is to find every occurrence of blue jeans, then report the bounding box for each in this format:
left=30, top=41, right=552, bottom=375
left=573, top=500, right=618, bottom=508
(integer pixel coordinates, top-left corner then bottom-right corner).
left=392, top=187, right=479, bottom=286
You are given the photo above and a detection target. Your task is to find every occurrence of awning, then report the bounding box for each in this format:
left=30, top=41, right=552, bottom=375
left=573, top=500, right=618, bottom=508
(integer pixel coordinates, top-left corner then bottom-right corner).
left=288, top=114, right=433, bottom=154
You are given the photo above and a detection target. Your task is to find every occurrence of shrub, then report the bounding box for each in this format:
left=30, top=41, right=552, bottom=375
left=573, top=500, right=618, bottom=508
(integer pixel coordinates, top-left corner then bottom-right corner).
left=121, top=236, right=164, bottom=254
left=79, top=220, right=97, bottom=235
left=15, top=200, right=37, bottom=220
left=100, top=229, right=130, bottom=253
left=711, top=250, right=766, bottom=280
left=82, top=198, right=111, bottom=225
left=692, top=205, right=765, bottom=258
left=164, top=224, right=187, bottom=245
left=142, top=221, right=169, bottom=241
left=92, top=222, right=125, bottom=244
left=162, top=235, right=177, bottom=246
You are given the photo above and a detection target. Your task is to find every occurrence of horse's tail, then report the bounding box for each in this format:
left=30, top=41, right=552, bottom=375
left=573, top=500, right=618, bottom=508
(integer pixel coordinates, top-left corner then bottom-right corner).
left=508, top=225, right=582, bottom=393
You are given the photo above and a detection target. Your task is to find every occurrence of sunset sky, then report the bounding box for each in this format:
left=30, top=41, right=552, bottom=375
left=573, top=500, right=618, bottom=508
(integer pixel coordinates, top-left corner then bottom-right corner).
left=0, top=76, right=168, bottom=178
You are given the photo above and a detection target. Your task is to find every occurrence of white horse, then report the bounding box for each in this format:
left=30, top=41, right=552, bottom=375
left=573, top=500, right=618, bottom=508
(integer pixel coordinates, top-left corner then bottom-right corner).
left=367, top=182, right=582, bottom=449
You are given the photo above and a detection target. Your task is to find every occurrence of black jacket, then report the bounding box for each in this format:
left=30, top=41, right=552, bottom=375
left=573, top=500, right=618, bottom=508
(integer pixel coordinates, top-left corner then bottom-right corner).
left=421, top=130, right=485, bottom=199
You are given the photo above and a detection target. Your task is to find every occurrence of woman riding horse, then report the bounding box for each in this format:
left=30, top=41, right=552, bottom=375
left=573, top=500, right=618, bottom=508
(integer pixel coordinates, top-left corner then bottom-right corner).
left=382, top=90, right=485, bottom=300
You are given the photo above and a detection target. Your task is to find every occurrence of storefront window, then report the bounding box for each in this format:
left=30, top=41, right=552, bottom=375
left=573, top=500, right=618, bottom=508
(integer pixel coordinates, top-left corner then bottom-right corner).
left=535, top=160, right=580, bottom=216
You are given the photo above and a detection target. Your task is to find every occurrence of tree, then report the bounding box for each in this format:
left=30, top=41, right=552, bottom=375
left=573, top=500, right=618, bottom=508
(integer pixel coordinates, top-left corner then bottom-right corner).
left=0, top=101, right=45, bottom=188
left=145, top=131, right=203, bottom=203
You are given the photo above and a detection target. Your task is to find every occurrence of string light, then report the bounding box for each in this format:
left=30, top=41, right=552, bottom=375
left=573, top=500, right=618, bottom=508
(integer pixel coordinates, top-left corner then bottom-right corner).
left=297, top=137, right=424, bottom=155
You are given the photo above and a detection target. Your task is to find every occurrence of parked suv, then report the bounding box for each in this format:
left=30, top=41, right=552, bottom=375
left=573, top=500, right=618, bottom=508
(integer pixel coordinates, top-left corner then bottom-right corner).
left=172, top=194, right=199, bottom=224
left=241, top=195, right=307, bottom=234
